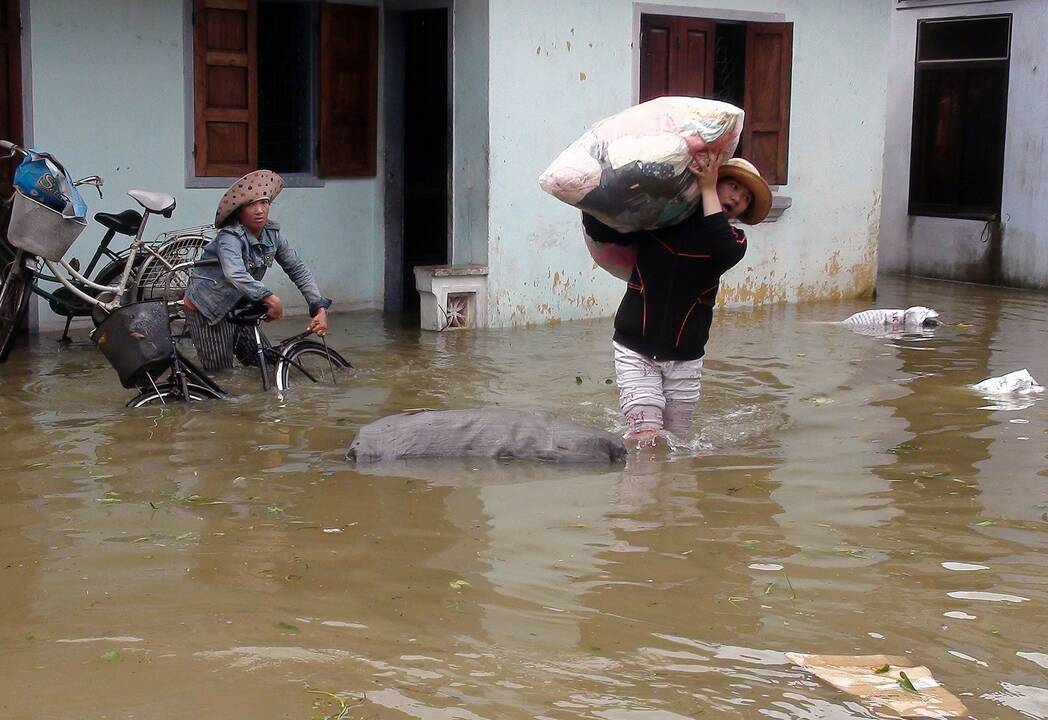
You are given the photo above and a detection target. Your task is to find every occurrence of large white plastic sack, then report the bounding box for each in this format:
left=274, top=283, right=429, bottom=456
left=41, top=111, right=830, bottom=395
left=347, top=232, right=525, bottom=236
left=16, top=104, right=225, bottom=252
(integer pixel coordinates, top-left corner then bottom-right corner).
left=539, top=96, right=744, bottom=233
left=842, top=306, right=940, bottom=329
left=970, top=369, right=1044, bottom=395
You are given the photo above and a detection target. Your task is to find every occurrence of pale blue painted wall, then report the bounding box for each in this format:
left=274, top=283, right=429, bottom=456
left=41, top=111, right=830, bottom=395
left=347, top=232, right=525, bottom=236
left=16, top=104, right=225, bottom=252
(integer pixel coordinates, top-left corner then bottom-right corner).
left=25, top=0, right=382, bottom=332
left=484, top=0, right=892, bottom=327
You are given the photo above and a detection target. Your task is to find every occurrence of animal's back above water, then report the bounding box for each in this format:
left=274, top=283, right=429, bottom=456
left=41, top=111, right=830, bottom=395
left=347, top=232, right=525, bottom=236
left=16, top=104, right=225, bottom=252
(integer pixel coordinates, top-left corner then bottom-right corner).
left=347, top=409, right=627, bottom=464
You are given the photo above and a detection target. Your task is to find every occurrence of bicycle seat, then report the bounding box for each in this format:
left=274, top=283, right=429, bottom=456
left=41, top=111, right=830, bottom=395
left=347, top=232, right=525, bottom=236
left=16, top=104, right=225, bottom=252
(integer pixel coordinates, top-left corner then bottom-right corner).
left=127, top=190, right=177, bottom=217
left=227, top=300, right=268, bottom=325
left=93, top=209, right=143, bottom=236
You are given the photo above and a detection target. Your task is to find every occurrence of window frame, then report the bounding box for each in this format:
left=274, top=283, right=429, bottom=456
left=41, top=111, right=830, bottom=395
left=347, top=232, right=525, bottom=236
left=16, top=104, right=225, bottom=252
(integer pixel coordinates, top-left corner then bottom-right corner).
left=906, top=14, right=1012, bottom=220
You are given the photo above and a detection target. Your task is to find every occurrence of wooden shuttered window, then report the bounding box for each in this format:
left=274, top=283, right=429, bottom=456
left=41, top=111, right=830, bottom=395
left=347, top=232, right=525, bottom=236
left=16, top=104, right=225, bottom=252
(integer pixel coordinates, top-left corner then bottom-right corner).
left=639, top=15, right=793, bottom=186
left=192, top=1, right=377, bottom=178
left=640, top=15, right=715, bottom=102
left=319, top=4, right=378, bottom=177
left=1, top=0, right=23, bottom=197
left=742, top=22, right=792, bottom=185
left=193, top=0, right=257, bottom=177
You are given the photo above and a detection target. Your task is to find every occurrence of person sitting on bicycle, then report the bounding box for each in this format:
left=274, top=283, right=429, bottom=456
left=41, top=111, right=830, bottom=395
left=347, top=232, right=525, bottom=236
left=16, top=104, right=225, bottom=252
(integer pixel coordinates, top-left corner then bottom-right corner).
left=183, top=170, right=331, bottom=370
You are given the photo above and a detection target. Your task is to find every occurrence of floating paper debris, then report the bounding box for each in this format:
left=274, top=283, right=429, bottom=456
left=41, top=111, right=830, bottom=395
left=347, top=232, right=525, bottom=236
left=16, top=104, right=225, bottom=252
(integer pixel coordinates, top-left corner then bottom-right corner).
left=786, top=653, right=968, bottom=718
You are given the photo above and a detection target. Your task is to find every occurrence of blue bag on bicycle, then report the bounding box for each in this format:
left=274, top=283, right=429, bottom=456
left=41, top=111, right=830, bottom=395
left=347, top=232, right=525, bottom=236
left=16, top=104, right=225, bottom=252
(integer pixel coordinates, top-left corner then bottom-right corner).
left=7, top=148, right=89, bottom=261
left=13, top=150, right=87, bottom=216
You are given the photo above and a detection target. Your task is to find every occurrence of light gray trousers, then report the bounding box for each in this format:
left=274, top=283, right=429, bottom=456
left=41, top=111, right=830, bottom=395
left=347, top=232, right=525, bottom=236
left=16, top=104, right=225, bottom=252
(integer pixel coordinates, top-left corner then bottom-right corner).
left=613, top=341, right=703, bottom=436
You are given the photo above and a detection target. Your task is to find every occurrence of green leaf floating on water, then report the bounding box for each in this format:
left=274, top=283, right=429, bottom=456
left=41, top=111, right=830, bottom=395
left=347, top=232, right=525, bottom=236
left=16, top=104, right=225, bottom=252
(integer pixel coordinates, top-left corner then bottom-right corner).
left=276, top=621, right=300, bottom=633
left=898, top=671, right=919, bottom=694
left=100, top=650, right=120, bottom=661
left=872, top=663, right=890, bottom=674
left=575, top=375, right=583, bottom=384
left=449, top=579, right=471, bottom=590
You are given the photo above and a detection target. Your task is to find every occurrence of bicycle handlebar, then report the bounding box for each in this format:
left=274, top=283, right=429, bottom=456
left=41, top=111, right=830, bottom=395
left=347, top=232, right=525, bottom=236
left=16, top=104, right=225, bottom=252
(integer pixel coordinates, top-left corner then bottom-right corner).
left=0, top=140, right=27, bottom=159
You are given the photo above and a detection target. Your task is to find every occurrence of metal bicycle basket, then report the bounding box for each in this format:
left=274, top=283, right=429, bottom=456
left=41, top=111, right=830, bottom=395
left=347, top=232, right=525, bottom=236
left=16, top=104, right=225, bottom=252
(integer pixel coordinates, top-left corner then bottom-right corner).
left=7, top=190, right=87, bottom=261
left=95, top=300, right=174, bottom=388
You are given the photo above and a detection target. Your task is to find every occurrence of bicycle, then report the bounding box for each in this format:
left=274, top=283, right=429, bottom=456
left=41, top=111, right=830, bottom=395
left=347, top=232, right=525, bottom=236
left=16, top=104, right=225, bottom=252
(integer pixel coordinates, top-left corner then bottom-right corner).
left=0, top=141, right=210, bottom=360
left=114, top=261, right=352, bottom=407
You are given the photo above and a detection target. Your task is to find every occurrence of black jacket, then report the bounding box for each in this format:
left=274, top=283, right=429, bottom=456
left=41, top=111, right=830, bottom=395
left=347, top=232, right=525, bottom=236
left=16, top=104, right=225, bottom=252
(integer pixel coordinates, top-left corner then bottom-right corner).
left=582, top=208, right=747, bottom=361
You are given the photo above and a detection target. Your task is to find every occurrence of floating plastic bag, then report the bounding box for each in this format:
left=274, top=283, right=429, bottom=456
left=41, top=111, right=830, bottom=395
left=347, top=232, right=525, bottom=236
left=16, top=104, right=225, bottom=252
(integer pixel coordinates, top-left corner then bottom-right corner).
left=786, top=653, right=968, bottom=719
left=842, top=306, right=940, bottom=330
left=970, top=369, right=1044, bottom=395
left=539, top=96, right=744, bottom=233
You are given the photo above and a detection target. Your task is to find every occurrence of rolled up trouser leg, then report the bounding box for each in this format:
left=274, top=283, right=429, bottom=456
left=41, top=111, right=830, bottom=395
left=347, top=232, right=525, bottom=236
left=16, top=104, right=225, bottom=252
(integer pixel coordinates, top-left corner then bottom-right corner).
left=662, top=358, right=702, bottom=437
left=613, top=341, right=665, bottom=433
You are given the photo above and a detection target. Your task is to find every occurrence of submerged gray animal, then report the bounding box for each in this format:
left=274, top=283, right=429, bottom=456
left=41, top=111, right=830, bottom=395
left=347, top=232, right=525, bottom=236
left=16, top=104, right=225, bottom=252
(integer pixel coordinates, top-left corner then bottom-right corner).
left=347, top=409, right=627, bottom=464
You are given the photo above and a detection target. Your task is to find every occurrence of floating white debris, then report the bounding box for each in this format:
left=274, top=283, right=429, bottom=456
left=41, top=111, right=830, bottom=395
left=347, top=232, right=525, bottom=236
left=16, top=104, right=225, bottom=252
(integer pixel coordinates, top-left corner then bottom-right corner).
left=1017, top=652, right=1048, bottom=670
left=947, top=591, right=1028, bottom=603
left=971, top=369, right=1044, bottom=395
left=943, top=611, right=977, bottom=620
left=749, top=563, right=784, bottom=571
left=941, top=562, right=989, bottom=572
left=947, top=650, right=989, bottom=668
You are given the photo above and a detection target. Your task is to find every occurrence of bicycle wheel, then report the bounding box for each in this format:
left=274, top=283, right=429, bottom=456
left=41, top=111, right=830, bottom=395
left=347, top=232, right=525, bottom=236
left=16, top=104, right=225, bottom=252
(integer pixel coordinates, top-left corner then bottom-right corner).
left=126, top=381, right=223, bottom=408
left=0, top=248, right=33, bottom=362
left=276, top=341, right=351, bottom=392
left=135, top=234, right=210, bottom=306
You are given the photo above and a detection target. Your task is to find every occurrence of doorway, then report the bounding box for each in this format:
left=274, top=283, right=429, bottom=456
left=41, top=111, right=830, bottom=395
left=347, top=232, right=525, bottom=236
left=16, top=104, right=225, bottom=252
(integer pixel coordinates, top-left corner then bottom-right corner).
left=384, top=6, right=450, bottom=315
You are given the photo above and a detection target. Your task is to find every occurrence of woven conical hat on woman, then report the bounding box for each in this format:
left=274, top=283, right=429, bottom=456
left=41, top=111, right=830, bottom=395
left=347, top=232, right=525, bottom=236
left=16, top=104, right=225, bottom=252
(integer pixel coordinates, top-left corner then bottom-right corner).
left=215, top=169, right=285, bottom=227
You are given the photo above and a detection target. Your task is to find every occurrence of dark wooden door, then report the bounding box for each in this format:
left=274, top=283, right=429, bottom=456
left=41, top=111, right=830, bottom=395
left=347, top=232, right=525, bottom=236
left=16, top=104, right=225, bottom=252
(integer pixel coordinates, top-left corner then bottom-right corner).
left=401, top=8, right=448, bottom=313
left=1, top=0, right=23, bottom=196
left=640, top=14, right=715, bottom=102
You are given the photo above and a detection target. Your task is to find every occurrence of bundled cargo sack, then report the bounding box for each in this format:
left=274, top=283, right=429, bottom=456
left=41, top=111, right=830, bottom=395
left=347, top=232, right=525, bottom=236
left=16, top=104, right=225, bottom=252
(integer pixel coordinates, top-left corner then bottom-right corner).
left=585, top=234, right=636, bottom=281
left=539, top=96, right=744, bottom=233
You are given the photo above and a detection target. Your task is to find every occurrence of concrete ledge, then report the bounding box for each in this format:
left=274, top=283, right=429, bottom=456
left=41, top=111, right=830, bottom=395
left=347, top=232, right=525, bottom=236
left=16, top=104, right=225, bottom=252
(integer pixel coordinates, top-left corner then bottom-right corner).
left=763, top=194, right=793, bottom=224
left=414, top=264, right=489, bottom=331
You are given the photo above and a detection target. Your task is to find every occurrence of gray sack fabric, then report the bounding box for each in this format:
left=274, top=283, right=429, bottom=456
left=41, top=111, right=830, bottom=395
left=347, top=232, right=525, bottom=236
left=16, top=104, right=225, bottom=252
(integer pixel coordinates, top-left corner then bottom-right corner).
left=347, top=409, right=627, bottom=464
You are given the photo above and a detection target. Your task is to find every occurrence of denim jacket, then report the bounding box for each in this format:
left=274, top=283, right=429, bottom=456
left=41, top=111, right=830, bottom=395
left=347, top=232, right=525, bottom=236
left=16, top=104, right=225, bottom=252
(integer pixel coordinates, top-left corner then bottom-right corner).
left=185, top=220, right=331, bottom=325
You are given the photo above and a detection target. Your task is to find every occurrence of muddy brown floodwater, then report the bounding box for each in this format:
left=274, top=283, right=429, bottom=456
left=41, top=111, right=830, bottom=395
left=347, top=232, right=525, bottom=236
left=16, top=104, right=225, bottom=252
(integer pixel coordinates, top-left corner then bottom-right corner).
left=0, top=275, right=1045, bottom=719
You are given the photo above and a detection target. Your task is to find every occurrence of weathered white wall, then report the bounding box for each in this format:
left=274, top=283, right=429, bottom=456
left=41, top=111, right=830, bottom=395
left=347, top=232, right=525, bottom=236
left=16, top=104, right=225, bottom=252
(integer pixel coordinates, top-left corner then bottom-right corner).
left=483, top=0, right=891, bottom=327
left=879, top=1, right=1048, bottom=290
left=24, top=0, right=382, bottom=332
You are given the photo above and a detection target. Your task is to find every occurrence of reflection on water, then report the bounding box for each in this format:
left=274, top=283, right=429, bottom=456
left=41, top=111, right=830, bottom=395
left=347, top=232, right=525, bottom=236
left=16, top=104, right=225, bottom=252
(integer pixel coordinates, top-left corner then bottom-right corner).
left=0, top=275, right=1045, bottom=719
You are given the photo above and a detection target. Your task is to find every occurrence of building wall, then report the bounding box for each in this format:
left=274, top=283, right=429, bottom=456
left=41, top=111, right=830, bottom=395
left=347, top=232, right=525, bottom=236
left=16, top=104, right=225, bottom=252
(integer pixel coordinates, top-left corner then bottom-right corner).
left=23, top=0, right=383, bottom=332
left=879, top=1, right=1048, bottom=290
left=483, top=0, right=891, bottom=327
